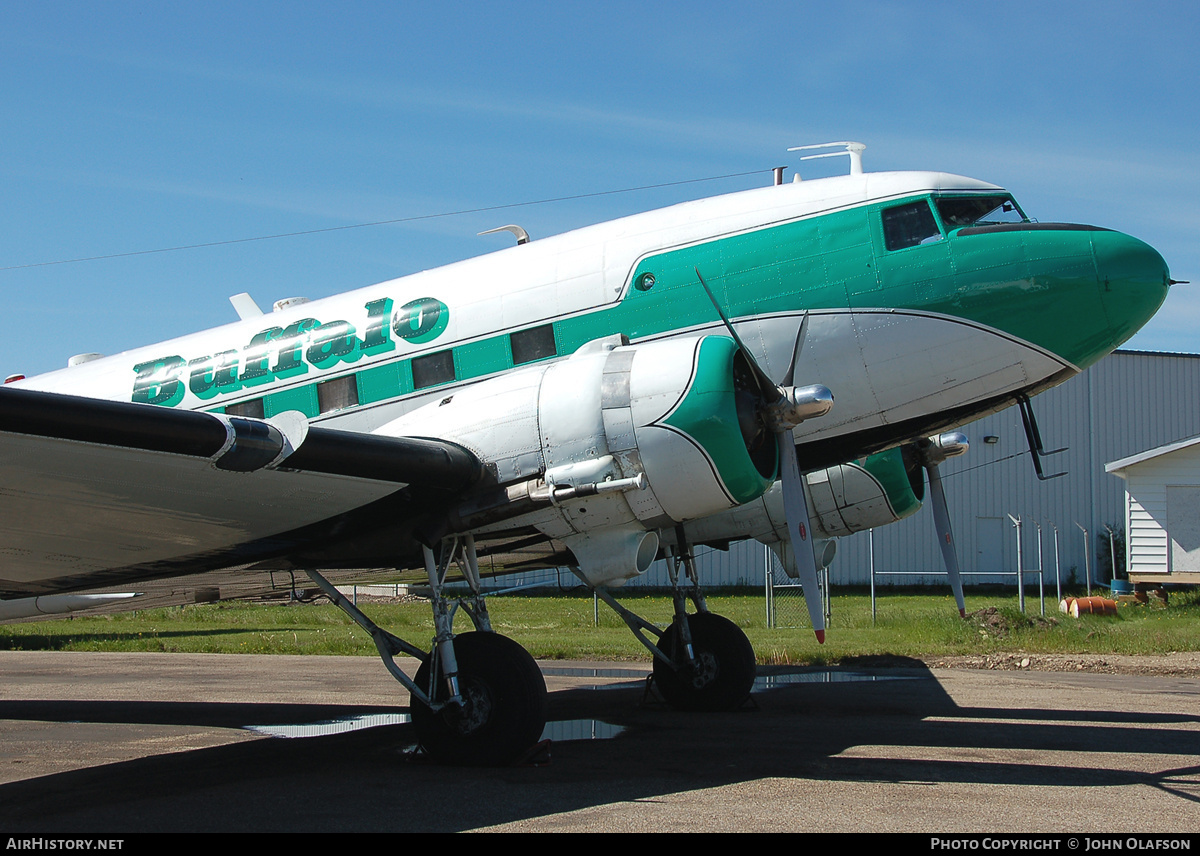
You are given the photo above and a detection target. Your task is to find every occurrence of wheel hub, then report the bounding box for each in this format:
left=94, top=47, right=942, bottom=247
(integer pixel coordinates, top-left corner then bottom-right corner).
left=443, top=681, right=493, bottom=735
left=688, top=651, right=719, bottom=689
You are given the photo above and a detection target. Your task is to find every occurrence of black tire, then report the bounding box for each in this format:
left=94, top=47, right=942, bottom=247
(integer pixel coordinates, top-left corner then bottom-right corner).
left=410, top=632, right=548, bottom=766
left=653, top=612, right=756, bottom=712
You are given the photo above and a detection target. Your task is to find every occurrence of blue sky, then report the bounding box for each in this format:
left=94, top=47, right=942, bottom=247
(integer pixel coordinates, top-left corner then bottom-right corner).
left=2, top=1, right=1197, bottom=379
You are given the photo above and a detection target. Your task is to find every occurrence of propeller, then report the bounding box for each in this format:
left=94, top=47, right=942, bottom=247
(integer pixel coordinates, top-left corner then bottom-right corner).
left=695, top=268, right=833, bottom=642
left=917, top=432, right=970, bottom=617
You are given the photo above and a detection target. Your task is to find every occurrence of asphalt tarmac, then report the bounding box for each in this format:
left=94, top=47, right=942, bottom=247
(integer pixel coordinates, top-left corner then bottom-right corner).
left=0, top=651, right=1197, bottom=832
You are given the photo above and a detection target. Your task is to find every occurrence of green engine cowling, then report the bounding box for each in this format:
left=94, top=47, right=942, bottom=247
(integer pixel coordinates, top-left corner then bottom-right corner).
left=805, top=445, right=924, bottom=538
left=377, top=333, right=779, bottom=586
left=620, top=334, right=778, bottom=520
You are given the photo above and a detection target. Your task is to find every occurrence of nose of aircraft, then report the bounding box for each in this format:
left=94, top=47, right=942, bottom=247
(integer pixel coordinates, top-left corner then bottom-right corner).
left=1091, top=229, right=1171, bottom=351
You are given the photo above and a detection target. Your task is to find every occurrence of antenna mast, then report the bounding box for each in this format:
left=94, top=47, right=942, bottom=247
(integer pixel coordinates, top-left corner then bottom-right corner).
left=787, top=141, right=867, bottom=176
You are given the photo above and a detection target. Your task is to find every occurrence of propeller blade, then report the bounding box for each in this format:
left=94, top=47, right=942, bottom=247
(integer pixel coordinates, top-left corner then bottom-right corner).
left=926, top=461, right=966, bottom=617
left=780, top=314, right=807, bottom=389
left=777, top=432, right=825, bottom=643
left=694, top=267, right=781, bottom=402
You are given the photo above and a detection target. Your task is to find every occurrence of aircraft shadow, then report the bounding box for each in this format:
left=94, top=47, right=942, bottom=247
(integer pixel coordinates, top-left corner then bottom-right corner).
left=1, top=663, right=1198, bottom=831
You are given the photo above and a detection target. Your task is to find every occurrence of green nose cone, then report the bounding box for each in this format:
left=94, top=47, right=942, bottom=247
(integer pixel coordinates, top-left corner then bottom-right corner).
left=1092, top=230, right=1171, bottom=356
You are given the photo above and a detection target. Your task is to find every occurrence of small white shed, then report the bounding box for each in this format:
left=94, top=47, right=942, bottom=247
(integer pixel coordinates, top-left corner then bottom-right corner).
left=1107, top=437, right=1200, bottom=584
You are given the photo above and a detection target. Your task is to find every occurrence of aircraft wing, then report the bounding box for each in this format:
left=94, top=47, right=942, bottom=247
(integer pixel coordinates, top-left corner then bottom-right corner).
left=0, top=386, right=484, bottom=603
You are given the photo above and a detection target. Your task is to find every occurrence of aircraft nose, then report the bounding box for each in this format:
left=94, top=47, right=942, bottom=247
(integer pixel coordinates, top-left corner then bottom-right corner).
left=1091, top=229, right=1171, bottom=349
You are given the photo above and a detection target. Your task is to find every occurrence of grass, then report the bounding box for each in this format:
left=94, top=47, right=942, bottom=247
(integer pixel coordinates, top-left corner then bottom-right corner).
left=2, top=587, right=1198, bottom=665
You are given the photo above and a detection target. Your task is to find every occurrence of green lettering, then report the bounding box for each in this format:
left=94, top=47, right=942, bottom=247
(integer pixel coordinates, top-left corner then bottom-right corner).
left=132, top=356, right=186, bottom=407
left=306, top=320, right=360, bottom=368
left=273, top=318, right=318, bottom=377
left=362, top=298, right=394, bottom=355
left=242, top=327, right=283, bottom=385
left=392, top=297, right=449, bottom=344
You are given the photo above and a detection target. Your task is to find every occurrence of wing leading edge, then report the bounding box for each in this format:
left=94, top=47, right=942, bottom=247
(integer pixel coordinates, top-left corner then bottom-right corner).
left=0, top=387, right=483, bottom=599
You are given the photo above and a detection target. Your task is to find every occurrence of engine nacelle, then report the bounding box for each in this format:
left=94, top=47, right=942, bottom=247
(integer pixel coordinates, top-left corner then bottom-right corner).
left=804, top=445, right=924, bottom=538
left=376, top=334, right=777, bottom=585
left=674, top=442, right=927, bottom=580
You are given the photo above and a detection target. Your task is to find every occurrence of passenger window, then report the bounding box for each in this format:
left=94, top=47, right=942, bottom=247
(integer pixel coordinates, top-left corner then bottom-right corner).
left=225, top=398, right=265, bottom=419
left=882, top=201, right=942, bottom=250
left=510, top=325, right=557, bottom=365
left=317, top=375, right=359, bottom=413
left=412, top=350, right=456, bottom=390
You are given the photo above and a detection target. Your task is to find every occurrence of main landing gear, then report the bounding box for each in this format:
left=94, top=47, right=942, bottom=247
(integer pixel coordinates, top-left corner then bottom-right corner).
left=306, top=534, right=547, bottom=767
left=653, top=612, right=756, bottom=711
left=581, top=527, right=756, bottom=712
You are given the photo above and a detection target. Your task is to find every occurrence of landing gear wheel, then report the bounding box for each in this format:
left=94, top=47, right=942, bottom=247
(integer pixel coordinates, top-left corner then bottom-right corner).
left=653, top=612, right=756, bottom=712
left=410, top=632, right=547, bottom=766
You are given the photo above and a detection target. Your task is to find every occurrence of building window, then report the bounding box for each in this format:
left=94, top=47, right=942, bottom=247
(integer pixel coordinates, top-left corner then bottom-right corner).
left=225, top=398, right=265, bottom=419
left=317, top=375, right=359, bottom=413
left=511, top=325, right=556, bottom=365
left=412, top=350, right=455, bottom=390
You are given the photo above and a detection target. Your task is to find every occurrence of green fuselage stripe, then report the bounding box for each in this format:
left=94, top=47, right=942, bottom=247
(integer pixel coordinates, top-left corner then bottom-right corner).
left=209, top=193, right=1158, bottom=421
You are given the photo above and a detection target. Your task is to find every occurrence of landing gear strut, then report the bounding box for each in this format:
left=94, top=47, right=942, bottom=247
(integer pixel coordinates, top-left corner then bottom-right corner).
left=411, top=631, right=547, bottom=766
left=306, top=534, right=547, bottom=766
left=653, top=612, right=756, bottom=712
left=581, top=526, right=756, bottom=712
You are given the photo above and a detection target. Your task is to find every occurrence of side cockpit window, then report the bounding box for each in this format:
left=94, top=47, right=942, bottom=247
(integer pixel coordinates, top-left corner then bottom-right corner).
left=935, top=196, right=1027, bottom=230
left=882, top=200, right=942, bottom=250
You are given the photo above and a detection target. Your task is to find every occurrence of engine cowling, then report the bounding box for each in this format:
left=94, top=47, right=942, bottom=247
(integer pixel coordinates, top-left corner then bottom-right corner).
left=375, top=334, right=778, bottom=585
left=674, top=442, right=928, bottom=579
left=804, top=445, right=925, bottom=538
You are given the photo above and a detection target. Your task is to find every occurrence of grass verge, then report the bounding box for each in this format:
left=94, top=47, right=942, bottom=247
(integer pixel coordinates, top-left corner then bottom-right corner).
left=1, top=587, right=1197, bottom=665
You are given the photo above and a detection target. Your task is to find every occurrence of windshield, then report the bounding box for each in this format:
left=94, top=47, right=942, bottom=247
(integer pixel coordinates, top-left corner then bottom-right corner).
left=935, top=196, right=1027, bottom=230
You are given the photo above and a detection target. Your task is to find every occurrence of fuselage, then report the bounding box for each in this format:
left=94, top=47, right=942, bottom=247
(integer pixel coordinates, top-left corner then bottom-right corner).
left=17, top=169, right=1169, bottom=475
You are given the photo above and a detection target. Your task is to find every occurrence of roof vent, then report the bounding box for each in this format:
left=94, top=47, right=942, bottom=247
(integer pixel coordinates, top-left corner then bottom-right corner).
left=68, top=353, right=105, bottom=367
left=273, top=297, right=311, bottom=312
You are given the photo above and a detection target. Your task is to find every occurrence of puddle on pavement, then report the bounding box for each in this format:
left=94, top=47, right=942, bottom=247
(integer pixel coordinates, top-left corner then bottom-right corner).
left=754, top=670, right=921, bottom=689
left=246, top=712, right=623, bottom=743
left=245, top=712, right=410, bottom=738
left=244, top=668, right=914, bottom=739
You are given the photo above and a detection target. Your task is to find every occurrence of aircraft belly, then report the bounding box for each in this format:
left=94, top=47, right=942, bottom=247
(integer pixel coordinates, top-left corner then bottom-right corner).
left=777, top=309, right=1070, bottom=442
left=0, top=432, right=397, bottom=591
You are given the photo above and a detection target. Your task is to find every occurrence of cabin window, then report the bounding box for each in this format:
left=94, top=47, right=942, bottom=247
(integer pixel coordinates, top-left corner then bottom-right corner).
left=412, top=350, right=456, bottom=389
left=510, top=325, right=557, bottom=365
left=935, top=196, right=1026, bottom=230
left=317, top=375, right=359, bottom=413
left=882, top=201, right=942, bottom=250
left=225, top=398, right=265, bottom=419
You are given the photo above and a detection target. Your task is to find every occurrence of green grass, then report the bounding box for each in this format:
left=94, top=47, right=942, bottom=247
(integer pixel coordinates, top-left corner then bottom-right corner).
left=1, top=588, right=1197, bottom=665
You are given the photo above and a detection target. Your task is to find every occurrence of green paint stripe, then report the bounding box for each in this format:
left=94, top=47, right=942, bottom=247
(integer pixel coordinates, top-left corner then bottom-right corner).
left=211, top=193, right=1164, bottom=421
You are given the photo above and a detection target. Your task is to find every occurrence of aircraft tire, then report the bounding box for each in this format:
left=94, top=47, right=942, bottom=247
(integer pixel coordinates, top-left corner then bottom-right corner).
left=653, top=612, right=756, bottom=712
left=410, top=631, right=547, bottom=766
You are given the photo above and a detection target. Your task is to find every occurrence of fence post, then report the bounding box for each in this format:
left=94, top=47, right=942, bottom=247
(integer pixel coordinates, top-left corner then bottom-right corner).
left=1008, top=514, right=1025, bottom=613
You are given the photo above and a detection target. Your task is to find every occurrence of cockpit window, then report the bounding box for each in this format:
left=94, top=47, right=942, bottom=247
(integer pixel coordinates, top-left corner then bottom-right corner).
left=935, top=196, right=1027, bottom=230
left=882, top=200, right=942, bottom=250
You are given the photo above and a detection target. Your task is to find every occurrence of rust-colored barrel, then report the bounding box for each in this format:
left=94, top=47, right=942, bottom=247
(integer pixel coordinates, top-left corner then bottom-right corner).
left=1070, top=596, right=1118, bottom=617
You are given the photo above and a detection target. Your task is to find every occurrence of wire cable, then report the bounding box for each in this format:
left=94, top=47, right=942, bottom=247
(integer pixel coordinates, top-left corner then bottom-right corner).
left=0, top=168, right=769, bottom=272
